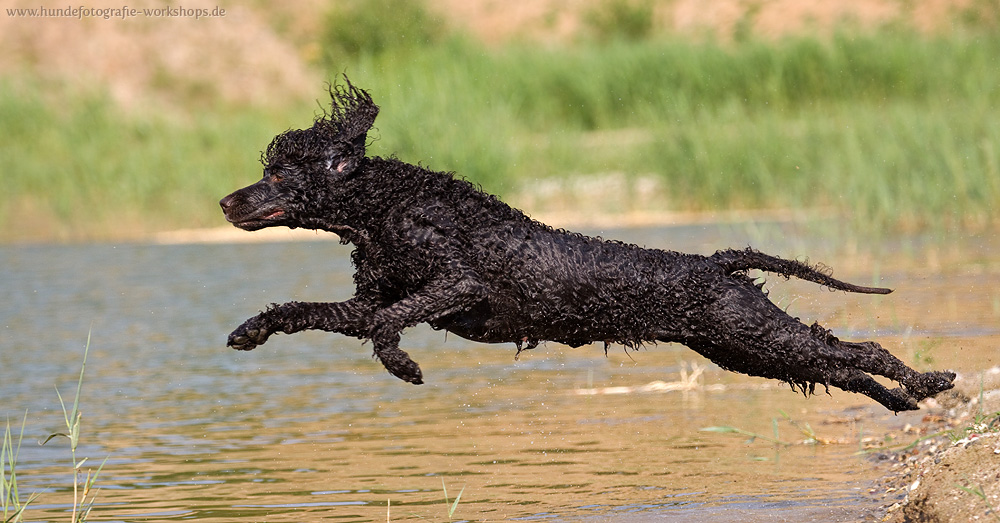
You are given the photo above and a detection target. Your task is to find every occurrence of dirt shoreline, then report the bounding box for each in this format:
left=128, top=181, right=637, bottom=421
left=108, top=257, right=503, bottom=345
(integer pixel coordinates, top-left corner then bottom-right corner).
left=868, top=368, right=1000, bottom=522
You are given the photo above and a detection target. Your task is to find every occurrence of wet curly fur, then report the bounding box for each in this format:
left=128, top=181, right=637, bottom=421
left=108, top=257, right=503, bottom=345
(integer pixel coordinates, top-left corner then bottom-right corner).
left=220, top=78, right=955, bottom=412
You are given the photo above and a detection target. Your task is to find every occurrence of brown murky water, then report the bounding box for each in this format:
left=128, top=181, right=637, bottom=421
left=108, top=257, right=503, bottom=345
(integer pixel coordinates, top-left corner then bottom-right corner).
left=2, top=223, right=997, bottom=521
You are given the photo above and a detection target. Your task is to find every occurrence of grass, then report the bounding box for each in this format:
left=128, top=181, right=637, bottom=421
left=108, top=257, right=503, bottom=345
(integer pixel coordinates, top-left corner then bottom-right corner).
left=338, top=31, right=1000, bottom=232
left=956, top=482, right=1000, bottom=522
left=2, top=413, right=39, bottom=523
left=41, top=331, right=108, bottom=523
left=385, top=478, right=465, bottom=521
left=700, top=424, right=792, bottom=447
left=3, top=28, right=1000, bottom=240
left=0, top=80, right=289, bottom=241
left=440, top=478, right=465, bottom=520
left=701, top=410, right=832, bottom=447
left=0, top=333, right=106, bottom=522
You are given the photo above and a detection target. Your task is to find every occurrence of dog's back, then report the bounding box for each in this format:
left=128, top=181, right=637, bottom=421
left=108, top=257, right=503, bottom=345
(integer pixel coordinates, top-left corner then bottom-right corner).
left=348, top=158, right=716, bottom=347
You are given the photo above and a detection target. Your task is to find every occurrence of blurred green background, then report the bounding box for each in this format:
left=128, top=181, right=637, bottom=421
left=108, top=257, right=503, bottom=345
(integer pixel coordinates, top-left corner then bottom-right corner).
left=1, top=0, right=998, bottom=242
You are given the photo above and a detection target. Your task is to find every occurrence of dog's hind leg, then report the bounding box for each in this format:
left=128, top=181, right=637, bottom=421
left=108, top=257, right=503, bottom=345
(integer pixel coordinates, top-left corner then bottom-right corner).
left=682, top=335, right=922, bottom=411
left=808, top=323, right=955, bottom=403
left=825, top=367, right=922, bottom=411
left=680, top=281, right=954, bottom=411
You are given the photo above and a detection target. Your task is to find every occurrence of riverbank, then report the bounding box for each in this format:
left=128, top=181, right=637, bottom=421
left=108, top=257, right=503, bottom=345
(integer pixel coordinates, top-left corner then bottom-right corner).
left=870, top=368, right=1000, bottom=522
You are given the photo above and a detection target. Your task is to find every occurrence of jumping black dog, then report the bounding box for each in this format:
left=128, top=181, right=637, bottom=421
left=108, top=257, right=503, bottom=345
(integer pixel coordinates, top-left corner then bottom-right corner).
left=220, top=78, right=955, bottom=412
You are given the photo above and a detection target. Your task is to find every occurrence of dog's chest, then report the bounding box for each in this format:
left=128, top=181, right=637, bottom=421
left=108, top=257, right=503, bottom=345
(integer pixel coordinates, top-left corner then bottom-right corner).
left=350, top=234, right=432, bottom=293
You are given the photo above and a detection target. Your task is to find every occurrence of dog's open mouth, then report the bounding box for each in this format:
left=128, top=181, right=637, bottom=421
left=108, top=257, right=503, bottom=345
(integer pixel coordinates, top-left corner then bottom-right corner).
left=227, top=208, right=286, bottom=230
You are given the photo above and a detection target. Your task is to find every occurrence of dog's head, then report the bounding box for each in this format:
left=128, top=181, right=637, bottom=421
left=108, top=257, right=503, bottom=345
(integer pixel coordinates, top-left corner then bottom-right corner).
left=220, top=78, right=379, bottom=231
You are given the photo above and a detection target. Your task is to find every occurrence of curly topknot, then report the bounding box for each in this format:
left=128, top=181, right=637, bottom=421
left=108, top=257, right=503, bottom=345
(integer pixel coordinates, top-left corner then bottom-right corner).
left=263, top=76, right=379, bottom=168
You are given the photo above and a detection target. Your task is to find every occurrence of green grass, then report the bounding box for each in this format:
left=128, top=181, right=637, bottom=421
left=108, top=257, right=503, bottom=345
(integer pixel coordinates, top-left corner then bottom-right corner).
left=701, top=410, right=830, bottom=447
left=440, top=478, right=465, bottom=520
left=956, top=482, right=1000, bottom=522
left=0, top=80, right=299, bottom=241
left=1, top=334, right=106, bottom=522
left=340, top=31, right=1000, bottom=230
left=41, top=331, right=108, bottom=523
left=2, top=412, right=38, bottom=523
left=3, top=28, right=1000, bottom=240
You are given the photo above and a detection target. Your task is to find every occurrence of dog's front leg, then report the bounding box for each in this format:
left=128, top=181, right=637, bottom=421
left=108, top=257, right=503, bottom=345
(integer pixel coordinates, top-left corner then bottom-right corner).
left=369, top=271, right=486, bottom=384
left=228, top=299, right=374, bottom=350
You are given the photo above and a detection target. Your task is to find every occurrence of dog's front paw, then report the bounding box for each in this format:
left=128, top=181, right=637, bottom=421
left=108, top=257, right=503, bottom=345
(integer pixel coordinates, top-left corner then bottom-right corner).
left=228, top=316, right=273, bottom=351
left=386, top=357, right=424, bottom=385
left=369, top=323, right=423, bottom=384
left=374, top=346, right=424, bottom=384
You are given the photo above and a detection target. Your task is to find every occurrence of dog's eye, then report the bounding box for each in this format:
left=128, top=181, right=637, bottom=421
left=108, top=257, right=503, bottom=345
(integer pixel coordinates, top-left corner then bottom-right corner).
left=270, top=173, right=283, bottom=183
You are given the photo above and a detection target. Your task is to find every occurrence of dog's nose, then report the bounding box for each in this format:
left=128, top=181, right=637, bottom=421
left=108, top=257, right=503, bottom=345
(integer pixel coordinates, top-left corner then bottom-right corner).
left=219, top=194, right=235, bottom=211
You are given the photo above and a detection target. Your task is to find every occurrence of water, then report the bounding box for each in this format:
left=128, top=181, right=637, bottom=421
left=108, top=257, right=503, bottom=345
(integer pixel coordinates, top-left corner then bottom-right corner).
left=2, top=224, right=998, bottom=521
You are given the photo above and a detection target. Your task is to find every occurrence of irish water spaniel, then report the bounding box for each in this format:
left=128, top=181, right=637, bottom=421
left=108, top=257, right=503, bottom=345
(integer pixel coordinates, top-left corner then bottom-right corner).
left=220, top=78, right=954, bottom=412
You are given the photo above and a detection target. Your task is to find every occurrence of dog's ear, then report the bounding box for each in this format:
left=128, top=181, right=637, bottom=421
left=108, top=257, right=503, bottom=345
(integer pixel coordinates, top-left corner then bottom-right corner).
left=325, top=139, right=365, bottom=175
left=260, top=77, right=378, bottom=176
left=318, top=76, right=379, bottom=176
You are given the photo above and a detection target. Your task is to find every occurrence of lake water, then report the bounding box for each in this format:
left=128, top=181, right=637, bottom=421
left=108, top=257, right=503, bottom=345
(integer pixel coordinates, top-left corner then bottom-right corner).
left=2, top=223, right=998, bottom=522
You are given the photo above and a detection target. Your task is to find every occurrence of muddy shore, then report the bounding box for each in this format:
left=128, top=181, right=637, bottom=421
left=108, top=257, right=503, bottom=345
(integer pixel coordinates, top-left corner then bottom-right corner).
left=869, top=368, right=1000, bottom=522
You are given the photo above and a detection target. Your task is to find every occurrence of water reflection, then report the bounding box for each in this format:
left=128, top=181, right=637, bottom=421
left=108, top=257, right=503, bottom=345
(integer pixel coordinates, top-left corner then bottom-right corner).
left=1, top=224, right=997, bottom=521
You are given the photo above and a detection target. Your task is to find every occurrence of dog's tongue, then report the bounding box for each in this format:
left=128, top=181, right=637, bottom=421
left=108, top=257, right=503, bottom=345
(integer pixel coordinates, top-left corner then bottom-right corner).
left=264, top=210, right=285, bottom=219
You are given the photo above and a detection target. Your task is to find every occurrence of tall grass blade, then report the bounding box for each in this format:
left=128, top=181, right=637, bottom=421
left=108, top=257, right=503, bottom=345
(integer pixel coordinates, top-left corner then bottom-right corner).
left=39, top=331, right=104, bottom=523
left=779, top=409, right=818, bottom=443
left=440, top=478, right=465, bottom=519
left=85, top=457, right=108, bottom=491
left=69, top=331, right=91, bottom=444
left=956, top=483, right=1000, bottom=522
left=700, top=425, right=791, bottom=446
left=2, top=412, right=38, bottom=523
left=448, top=486, right=465, bottom=519
left=3, top=334, right=101, bottom=523
left=53, top=387, right=70, bottom=444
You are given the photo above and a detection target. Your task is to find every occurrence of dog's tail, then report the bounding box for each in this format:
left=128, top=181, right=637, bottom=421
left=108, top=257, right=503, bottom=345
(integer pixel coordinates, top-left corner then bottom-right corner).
left=710, top=248, right=892, bottom=295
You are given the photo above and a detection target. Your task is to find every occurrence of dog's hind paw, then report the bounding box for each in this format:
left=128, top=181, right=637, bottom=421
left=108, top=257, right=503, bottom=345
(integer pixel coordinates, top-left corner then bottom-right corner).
left=882, top=387, right=920, bottom=412
left=905, top=370, right=957, bottom=401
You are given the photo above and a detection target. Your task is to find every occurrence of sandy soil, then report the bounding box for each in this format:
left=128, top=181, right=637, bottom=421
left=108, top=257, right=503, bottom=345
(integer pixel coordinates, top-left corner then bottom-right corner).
left=869, top=369, right=1000, bottom=522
